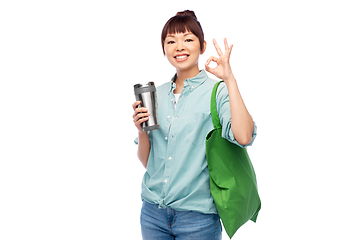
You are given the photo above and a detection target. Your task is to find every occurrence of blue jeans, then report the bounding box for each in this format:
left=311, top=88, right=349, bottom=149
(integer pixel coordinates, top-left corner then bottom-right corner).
left=141, top=201, right=222, bottom=240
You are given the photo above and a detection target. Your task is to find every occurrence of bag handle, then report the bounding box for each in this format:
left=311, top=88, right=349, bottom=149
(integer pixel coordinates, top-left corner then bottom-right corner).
left=210, top=81, right=224, bottom=130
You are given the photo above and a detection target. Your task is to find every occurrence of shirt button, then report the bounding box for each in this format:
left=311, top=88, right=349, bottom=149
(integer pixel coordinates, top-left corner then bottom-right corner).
left=164, top=179, right=168, bottom=183
left=171, top=134, right=174, bottom=138
left=167, top=116, right=170, bottom=119
left=168, top=156, right=172, bottom=160
left=165, top=137, right=168, bottom=140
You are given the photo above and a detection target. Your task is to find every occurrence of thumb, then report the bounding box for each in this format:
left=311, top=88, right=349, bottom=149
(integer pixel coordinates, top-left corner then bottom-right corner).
left=205, top=63, right=214, bottom=74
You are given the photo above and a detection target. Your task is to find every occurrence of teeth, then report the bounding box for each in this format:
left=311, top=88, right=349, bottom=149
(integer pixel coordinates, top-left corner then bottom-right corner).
left=176, top=55, right=188, bottom=59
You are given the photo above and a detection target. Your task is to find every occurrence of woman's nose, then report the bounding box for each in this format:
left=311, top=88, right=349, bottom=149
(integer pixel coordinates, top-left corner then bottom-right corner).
left=176, top=42, right=185, bottom=52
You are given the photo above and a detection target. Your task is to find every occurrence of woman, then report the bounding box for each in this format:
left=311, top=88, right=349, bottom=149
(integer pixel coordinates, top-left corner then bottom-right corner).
left=132, top=10, right=256, bottom=240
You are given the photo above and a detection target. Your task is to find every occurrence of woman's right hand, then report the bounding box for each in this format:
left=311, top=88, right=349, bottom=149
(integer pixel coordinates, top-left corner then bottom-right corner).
left=132, top=101, right=150, bottom=132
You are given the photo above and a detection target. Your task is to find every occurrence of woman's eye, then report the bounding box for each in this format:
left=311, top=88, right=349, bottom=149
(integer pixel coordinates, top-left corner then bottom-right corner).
left=167, top=40, right=175, bottom=44
left=185, top=39, right=193, bottom=42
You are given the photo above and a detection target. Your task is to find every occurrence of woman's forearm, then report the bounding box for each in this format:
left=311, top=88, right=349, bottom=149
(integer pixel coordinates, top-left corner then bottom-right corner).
left=137, top=131, right=150, bottom=168
left=204, top=38, right=254, bottom=145
left=225, top=76, right=254, bottom=146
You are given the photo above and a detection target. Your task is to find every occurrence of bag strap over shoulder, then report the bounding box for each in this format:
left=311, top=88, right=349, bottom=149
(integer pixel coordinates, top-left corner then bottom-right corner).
left=210, top=81, right=223, bottom=130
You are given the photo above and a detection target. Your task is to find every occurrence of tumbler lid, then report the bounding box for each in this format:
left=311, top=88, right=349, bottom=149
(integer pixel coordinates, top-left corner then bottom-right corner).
left=134, top=82, right=155, bottom=89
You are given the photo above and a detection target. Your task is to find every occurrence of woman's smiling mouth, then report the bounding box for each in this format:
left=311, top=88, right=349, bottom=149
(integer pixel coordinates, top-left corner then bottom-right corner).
left=174, top=54, right=189, bottom=62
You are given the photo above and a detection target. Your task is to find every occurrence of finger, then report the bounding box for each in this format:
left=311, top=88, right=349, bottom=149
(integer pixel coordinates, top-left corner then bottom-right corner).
left=133, top=112, right=150, bottom=122
left=229, top=44, right=233, bottom=56
left=134, top=114, right=149, bottom=123
left=224, top=38, right=233, bottom=57
left=213, top=38, right=223, bottom=56
left=205, top=56, right=218, bottom=66
left=133, top=110, right=148, bottom=121
left=134, top=116, right=149, bottom=129
left=224, top=38, right=229, bottom=51
left=132, top=101, right=142, bottom=110
left=139, top=116, right=150, bottom=123
left=205, top=64, right=213, bottom=74
left=132, top=107, right=148, bottom=118
left=205, top=56, right=218, bottom=74
left=136, top=107, right=148, bottom=114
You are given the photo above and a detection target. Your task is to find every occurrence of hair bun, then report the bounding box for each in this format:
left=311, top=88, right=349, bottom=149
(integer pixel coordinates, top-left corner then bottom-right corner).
left=175, top=10, right=197, bottom=20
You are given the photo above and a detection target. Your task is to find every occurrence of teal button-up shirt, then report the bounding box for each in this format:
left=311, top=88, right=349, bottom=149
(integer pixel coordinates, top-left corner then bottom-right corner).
left=135, top=70, right=257, bottom=214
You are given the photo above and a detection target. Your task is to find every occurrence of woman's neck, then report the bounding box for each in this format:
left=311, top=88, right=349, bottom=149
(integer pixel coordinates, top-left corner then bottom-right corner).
left=174, top=66, right=200, bottom=94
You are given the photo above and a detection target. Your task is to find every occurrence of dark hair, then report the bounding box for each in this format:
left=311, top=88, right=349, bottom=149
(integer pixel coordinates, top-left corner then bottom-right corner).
left=161, top=10, right=205, bottom=55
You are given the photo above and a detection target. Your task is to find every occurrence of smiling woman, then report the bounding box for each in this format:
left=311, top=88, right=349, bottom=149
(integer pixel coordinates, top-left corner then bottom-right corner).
left=132, top=9, right=257, bottom=240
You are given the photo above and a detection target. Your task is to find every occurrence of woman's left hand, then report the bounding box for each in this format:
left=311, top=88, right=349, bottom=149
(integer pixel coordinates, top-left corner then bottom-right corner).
left=205, top=38, right=235, bottom=82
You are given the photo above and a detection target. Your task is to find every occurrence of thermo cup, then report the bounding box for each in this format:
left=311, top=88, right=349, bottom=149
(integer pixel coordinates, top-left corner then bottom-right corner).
left=134, top=82, right=160, bottom=131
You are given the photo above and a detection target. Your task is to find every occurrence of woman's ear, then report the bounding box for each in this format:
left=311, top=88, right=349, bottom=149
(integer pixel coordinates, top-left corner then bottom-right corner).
left=201, top=41, right=207, bottom=55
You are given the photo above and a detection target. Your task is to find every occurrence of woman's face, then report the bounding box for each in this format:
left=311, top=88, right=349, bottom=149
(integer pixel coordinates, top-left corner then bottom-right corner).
left=164, top=31, right=205, bottom=72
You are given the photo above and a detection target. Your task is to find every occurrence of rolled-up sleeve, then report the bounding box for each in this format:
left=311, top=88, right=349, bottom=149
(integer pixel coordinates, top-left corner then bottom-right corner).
left=216, top=83, right=257, bottom=148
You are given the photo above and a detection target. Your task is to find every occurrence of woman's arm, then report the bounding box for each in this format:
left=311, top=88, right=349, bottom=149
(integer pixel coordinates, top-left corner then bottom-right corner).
left=137, top=131, right=150, bottom=168
left=132, top=101, right=151, bottom=168
left=222, top=76, right=254, bottom=145
left=205, top=38, right=254, bottom=145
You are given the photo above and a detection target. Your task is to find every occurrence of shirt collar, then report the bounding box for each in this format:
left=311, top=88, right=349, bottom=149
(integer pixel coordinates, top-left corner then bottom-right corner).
left=168, top=70, right=208, bottom=94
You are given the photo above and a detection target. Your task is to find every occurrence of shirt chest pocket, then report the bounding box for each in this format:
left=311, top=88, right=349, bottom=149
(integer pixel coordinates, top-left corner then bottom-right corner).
left=184, top=112, right=212, bottom=146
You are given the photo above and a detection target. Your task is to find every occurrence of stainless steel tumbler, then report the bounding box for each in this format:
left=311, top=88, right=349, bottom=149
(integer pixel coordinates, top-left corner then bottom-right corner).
left=134, top=82, right=160, bottom=131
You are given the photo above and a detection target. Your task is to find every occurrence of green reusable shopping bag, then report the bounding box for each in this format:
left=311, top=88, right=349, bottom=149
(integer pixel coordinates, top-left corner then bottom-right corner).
left=206, top=81, right=261, bottom=239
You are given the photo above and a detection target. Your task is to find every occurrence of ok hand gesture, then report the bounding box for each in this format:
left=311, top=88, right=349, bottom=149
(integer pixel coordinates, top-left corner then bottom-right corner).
left=205, top=38, right=235, bottom=82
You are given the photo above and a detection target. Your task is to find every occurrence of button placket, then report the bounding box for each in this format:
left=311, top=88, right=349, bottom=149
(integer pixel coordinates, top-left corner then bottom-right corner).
left=163, top=95, right=176, bottom=195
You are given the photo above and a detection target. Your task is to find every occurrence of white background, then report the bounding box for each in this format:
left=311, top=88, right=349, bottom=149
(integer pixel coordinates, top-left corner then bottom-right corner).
left=1, top=0, right=359, bottom=239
